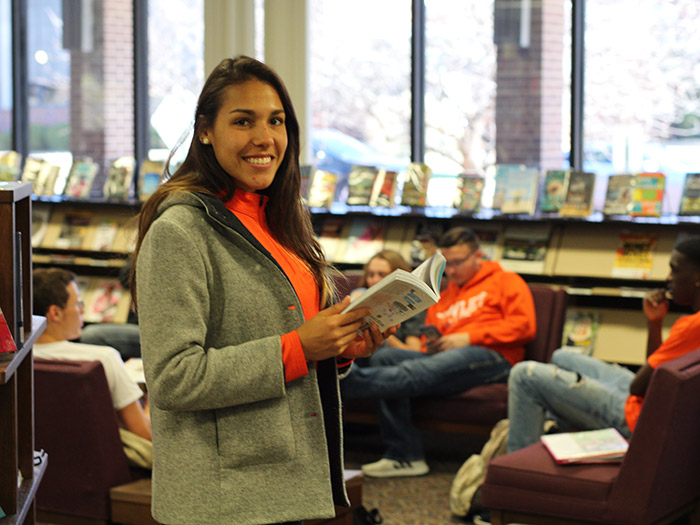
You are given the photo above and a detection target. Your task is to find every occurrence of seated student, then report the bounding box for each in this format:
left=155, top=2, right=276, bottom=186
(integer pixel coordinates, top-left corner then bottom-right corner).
left=351, top=249, right=425, bottom=351
left=507, top=236, right=700, bottom=453
left=341, top=227, right=536, bottom=477
left=33, top=268, right=151, bottom=442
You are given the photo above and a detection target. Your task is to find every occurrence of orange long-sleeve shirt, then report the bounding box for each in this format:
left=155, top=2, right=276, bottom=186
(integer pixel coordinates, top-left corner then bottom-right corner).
left=224, top=190, right=317, bottom=382
left=424, top=260, right=536, bottom=366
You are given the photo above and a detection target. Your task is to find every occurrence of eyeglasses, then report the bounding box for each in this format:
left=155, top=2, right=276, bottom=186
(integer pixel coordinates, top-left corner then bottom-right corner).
left=444, top=249, right=477, bottom=269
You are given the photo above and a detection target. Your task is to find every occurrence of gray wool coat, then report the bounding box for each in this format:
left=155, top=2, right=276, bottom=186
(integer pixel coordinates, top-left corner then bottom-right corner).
left=136, top=191, right=349, bottom=524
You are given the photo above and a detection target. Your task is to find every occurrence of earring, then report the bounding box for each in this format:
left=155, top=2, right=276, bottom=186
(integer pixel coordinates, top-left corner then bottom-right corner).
left=201, top=137, right=210, bottom=145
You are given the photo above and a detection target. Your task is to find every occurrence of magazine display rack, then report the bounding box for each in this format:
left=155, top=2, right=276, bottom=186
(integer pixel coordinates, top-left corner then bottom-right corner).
left=0, top=182, right=47, bottom=524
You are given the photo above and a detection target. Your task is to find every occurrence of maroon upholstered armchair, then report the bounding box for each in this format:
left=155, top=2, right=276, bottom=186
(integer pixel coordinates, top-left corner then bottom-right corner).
left=480, top=347, right=700, bottom=524
left=341, top=283, right=568, bottom=435
left=34, top=359, right=149, bottom=524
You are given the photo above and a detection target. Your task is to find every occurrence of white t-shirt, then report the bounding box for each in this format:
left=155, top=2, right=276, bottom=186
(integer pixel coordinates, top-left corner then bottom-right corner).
left=34, top=341, right=143, bottom=411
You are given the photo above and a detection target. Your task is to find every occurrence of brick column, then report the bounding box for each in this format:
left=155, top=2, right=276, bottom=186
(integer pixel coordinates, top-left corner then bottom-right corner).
left=69, top=0, right=134, bottom=197
left=495, top=0, right=565, bottom=170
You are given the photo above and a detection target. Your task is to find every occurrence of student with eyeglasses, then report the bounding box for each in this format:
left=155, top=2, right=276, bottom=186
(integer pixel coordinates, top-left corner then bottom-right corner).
left=341, top=226, right=536, bottom=478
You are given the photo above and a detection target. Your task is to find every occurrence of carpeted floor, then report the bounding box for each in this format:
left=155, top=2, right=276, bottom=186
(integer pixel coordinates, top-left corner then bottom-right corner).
left=344, top=423, right=488, bottom=525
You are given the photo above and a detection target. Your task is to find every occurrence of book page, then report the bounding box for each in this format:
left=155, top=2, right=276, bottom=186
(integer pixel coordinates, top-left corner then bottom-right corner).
left=541, top=428, right=628, bottom=463
left=410, top=252, right=446, bottom=294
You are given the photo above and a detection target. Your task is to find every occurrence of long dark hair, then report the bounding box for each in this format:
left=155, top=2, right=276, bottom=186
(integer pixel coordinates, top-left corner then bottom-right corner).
left=130, top=56, right=331, bottom=306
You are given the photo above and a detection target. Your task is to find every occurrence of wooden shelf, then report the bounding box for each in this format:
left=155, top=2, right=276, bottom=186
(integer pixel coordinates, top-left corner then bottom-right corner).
left=1, top=461, right=49, bottom=525
left=0, top=317, right=46, bottom=385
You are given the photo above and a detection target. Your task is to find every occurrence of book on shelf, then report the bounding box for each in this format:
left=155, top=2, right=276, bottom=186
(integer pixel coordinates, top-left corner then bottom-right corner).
left=346, top=165, right=379, bottom=206
left=612, top=232, right=657, bottom=279
left=138, top=160, right=165, bottom=201
left=0, top=306, right=18, bottom=353
left=401, top=162, right=431, bottom=207
left=53, top=209, right=94, bottom=250
left=21, top=157, right=45, bottom=191
left=299, top=164, right=313, bottom=203
left=473, top=226, right=503, bottom=261
left=630, top=172, right=665, bottom=217
left=83, top=278, right=130, bottom=323
left=317, top=216, right=348, bottom=262
left=562, top=310, right=600, bottom=356
left=540, top=169, right=570, bottom=213
left=559, top=171, right=596, bottom=217
left=341, top=251, right=446, bottom=332
left=369, top=169, right=399, bottom=207
left=307, top=169, right=338, bottom=208
left=603, top=174, right=635, bottom=216
left=679, top=173, right=700, bottom=216
left=383, top=219, right=414, bottom=260
left=541, top=428, right=628, bottom=464
left=338, top=217, right=387, bottom=264
left=499, top=224, right=550, bottom=274
left=103, top=156, right=136, bottom=200
left=64, top=158, right=99, bottom=198
left=34, top=162, right=61, bottom=196
left=31, top=205, right=52, bottom=248
left=90, top=219, right=121, bottom=251
left=453, top=172, right=485, bottom=213
left=0, top=150, right=22, bottom=181
left=500, top=166, right=540, bottom=215
left=75, top=276, right=93, bottom=303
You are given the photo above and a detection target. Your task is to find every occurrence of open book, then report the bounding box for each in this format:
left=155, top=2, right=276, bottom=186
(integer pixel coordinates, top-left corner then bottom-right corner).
left=342, top=252, right=446, bottom=331
left=541, top=428, right=629, bottom=464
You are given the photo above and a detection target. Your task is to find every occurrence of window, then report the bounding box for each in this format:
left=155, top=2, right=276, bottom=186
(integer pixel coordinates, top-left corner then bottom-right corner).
left=425, top=0, right=571, bottom=207
left=584, top=0, right=700, bottom=213
left=147, top=0, right=204, bottom=165
left=26, top=0, right=135, bottom=196
left=0, top=0, right=11, bottom=151
left=309, top=0, right=412, bottom=204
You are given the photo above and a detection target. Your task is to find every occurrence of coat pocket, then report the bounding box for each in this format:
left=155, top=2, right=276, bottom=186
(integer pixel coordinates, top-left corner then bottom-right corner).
left=215, top=396, right=296, bottom=468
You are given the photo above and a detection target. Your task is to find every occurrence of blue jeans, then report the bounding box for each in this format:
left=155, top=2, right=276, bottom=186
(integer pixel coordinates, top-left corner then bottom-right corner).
left=507, top=348, right=634, bottom=453
left=341, top=345, right=511, bottom=461
left=79, top=323, right=142, bottom=361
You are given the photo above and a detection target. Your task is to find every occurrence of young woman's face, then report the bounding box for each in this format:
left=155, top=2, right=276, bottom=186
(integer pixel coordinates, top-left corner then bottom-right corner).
left=366, top=257, right=393, bottom=288
left=202, top=79, right=288, bottom=192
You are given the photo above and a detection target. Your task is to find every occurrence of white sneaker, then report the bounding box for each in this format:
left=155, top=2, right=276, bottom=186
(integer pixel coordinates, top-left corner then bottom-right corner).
left=361, top=458, right=430, bottom=478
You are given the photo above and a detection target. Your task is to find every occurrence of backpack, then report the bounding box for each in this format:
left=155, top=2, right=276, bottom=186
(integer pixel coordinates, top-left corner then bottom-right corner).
left=449, top=418, right=509, bottom=517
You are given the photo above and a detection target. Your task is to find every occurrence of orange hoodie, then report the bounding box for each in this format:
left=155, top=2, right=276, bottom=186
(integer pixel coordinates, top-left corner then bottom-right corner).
left=423, top=260, right=536, bottom=366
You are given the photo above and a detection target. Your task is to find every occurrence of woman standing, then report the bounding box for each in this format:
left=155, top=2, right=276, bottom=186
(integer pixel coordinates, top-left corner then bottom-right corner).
left=131, top=56, right=392, bottom=525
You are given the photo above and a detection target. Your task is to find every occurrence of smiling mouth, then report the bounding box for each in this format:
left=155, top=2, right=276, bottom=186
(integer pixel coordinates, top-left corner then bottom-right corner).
left=245, top=156, right=272, bottom=165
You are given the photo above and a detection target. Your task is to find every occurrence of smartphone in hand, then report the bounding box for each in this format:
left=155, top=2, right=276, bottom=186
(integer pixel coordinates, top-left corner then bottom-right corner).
left=420, top=325, right=441, bottom=353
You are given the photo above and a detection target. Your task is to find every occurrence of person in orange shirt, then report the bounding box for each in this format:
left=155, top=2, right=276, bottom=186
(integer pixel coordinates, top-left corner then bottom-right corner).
left=507, top=236, right=700, bottom=453
left=341, top=227, right=536, bottom=477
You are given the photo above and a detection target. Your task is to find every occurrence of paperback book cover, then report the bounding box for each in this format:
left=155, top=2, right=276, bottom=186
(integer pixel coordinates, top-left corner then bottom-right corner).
left=307, top=169, right=338, bottom=208
left=31, top=205, right=52, bottom=248
left=0, top=150, right=22, bottom=182
left=562, top=310, right=600, bottom=356
left=55, top=210, right=93, bottom=249
left=401, top=163, right=431, bottom=207
left=342, top=252, right=446, bottom=332
left=369, top=169, right=399, bottom=207
left=138, top=160, right=165, bottom=202
left=630, top=172, right=665, bottom=217
left=453, top=172, right=485, bottom=213
left=34, top=162, right=61, bottom=196
left=499, top=224, right=550, bottom=274
left=540, top=169, right=570, bottom=213
left=340, top=217, right=386, bottom=264
left=500, top=166, right=540, bottom=215
left=0, top=306, right=17, bottom=353
left=21, top=157, right=45, bottom=190
left=541, top=428, right=628, bottom=464
left=612, top=232, right=657, bottom=279
left=492, top=164, right=526, bottom=211
left=559, top=171, right=596, bottom=217
left=64, top=158, right=99, bottom=198
left=90, top=220, right=120, bottom=251
left=679, top=173, right=700, bottom=216
left=103, top=156, right=136, bottom=200
left=347, top=165, right=379, bottom=206
left=603, top=174, right=635, bottom=216
left=83, top=279, right=125, bottom=323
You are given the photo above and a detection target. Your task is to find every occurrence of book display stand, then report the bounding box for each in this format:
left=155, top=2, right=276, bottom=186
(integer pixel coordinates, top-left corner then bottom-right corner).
left=0, top=182, right=47, bottom=524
